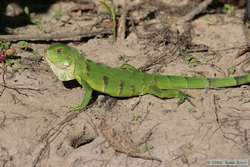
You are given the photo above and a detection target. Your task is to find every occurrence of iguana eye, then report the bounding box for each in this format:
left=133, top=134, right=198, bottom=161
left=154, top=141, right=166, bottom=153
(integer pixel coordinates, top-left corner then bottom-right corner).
left=56, top=48, right=64, bottom=54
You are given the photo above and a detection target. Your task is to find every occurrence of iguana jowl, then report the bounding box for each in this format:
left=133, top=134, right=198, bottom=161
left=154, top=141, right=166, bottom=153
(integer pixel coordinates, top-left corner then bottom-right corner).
left=46, top=43, right=250, bottom=111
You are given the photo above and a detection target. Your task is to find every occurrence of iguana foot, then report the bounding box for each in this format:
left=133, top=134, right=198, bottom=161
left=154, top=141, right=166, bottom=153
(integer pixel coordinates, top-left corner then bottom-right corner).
left=120, top=63, right=138, bottom=71
left=69, top=104, right=87, bottom=112
left=177, top=92, right=193, bottom=106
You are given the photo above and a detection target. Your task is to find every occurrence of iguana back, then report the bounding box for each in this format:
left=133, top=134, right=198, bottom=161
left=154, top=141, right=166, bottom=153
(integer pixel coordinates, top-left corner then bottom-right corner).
left=83, top=58, right=250, bottom=96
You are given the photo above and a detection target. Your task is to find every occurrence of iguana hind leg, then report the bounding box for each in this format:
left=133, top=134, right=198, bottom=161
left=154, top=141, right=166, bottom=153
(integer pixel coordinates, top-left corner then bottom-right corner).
left=71, top=81, right=93, bottom=112
left=120, top=63, right=138, bottom=71
left=147, top=86, right=191, bottom=105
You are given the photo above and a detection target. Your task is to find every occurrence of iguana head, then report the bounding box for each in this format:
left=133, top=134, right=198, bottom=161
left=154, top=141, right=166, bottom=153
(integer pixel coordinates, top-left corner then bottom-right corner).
left=46, top=43, right=77, bottom=81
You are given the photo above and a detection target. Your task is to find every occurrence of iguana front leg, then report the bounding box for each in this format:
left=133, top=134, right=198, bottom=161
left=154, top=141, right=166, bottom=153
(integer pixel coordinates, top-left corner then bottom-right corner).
left=71, top=81, right=93, bottom=112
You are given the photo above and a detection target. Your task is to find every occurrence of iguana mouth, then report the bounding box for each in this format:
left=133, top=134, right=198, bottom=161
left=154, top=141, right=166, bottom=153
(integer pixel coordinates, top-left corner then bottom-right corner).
left=45, top=57, right=75, bottom=81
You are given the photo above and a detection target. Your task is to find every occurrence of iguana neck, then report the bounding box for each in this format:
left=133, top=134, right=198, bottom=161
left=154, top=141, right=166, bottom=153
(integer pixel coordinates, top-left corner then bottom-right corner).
left=74, top=55, right=91, bottom=82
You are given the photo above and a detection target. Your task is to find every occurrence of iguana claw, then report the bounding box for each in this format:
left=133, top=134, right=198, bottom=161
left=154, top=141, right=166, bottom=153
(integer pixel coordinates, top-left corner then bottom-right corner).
left=177, top=92, right=194, bottom=106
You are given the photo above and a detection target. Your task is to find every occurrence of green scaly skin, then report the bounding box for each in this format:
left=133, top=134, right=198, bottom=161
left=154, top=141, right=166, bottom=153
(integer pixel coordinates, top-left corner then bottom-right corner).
left=46, top=43, right=250, bottom=112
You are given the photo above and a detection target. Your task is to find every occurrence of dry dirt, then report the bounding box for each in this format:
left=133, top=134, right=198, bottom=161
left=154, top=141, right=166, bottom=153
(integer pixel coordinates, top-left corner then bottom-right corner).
left=0, top=0, right=250, bottom=167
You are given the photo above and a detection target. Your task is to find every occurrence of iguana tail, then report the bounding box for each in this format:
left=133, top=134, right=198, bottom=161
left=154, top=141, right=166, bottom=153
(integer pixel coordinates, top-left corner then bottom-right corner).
left=154, top=74, right=250, bottom=89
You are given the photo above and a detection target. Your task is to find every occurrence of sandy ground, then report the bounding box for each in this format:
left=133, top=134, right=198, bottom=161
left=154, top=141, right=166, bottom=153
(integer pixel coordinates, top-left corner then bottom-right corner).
left=0, top=0, right=250, bottom=167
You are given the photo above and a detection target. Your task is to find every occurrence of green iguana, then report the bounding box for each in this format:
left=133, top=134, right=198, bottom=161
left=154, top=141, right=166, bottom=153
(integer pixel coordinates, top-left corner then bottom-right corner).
left=46, top=43, right=250, bottom=111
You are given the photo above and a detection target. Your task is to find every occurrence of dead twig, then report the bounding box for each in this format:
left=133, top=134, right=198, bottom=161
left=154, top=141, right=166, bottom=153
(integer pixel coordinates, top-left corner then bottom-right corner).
left=39, top=112, right=79, bottom=142
left=117, top=0, right=128, bottom=40
left=32, top=139, right=50, bottom=167
left=0, top=111, right=7, bottom=128
left=0, top=64, right=7, bottom=97
left=244, top=129, right=250, bottom=152
left=212, top=96, right=245, bottom=146
left=0, top=28, right=112, bottom=42
left=98, top=119, right=162, bottom=162
left=33, top=112, right=80, bottom=167
left=138, top=30, right=188, bottom=72
left=213, top=95, right=220, bottom=124
left=136, top=123, right=159, bottom=146
left=235, top=45, right=250, bottom=58
left=178, top=0, right=213, bottom=23
left=0, top=59, right=46, bottom=96
left=130, top=97, right=141, bottom=111
left=0, top=83, right=46, bottom=96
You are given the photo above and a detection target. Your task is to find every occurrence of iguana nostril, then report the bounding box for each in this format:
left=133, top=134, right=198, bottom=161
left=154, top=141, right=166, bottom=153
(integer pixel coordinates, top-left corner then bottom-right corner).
left=56, top=48, right=64, bottom=54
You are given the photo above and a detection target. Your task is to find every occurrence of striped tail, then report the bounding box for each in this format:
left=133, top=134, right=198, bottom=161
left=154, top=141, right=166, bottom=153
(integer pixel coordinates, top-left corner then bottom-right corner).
left=154, top=74, right=250, bottom=89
